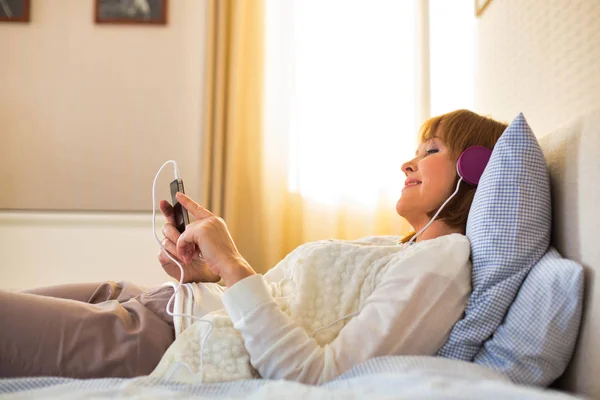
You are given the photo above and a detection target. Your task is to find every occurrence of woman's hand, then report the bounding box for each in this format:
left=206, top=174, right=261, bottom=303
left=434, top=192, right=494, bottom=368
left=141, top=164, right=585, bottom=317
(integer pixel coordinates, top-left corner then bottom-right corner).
left=158, top=200, right=221, bottom=283
left=174, top=192, right=256, bottom=287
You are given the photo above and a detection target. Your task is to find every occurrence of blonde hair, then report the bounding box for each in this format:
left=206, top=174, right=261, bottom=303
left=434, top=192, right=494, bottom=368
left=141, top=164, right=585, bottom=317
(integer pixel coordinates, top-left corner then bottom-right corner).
left=400, top=109, right=508, bottom=243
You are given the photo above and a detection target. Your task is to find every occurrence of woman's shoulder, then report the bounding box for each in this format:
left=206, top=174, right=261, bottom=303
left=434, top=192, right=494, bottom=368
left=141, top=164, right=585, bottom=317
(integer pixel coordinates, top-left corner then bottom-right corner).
left=291, top=235, right=403, bottom=249
left=408, top=233, right=471, bottom=259
left=347, top=235, right=404, bottom=245
left=414, top=232, right=470, bottom=248
left=386, top=233, right=471, bottom=279
left=293, top=234, right=469, bottom=250
left=347, top=233, right=470, bottom=249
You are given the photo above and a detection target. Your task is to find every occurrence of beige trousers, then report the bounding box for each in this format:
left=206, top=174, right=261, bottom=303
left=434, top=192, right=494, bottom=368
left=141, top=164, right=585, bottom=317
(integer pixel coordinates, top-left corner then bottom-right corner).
left=0, top=281, right=175, bottom=378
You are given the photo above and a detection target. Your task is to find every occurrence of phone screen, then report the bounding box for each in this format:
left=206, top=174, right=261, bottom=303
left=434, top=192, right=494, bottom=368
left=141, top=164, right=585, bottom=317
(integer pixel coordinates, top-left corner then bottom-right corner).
left=170, top=178, right=190, bottom=233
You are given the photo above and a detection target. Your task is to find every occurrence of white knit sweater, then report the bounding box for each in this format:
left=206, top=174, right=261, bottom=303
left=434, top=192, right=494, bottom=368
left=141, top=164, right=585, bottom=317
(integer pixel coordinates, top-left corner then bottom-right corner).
left=151, top=234, right=471, bottom=384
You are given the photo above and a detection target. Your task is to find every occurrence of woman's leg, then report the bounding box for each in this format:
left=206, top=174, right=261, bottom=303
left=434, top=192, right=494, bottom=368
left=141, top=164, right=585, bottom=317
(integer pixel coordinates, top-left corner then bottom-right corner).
left=20, top=281, right=151, bottom=304
left=0, top=283, right=175, bottom=378
left=20, top=282, right=105, bottom=302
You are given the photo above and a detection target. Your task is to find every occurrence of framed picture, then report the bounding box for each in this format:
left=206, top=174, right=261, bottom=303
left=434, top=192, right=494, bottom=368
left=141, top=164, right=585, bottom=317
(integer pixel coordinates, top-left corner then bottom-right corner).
left=95, top=0, right=167, bottom=25
left=475, top=0, right=493, bottom=17
left=0, top=0, right=30, bottom=22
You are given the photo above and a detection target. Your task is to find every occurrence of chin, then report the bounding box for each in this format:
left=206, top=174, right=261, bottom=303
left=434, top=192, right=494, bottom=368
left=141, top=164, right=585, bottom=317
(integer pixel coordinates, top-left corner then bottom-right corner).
left=396, top=197, right=428, bottom=229
left=396, top=197, right=408, bottom=219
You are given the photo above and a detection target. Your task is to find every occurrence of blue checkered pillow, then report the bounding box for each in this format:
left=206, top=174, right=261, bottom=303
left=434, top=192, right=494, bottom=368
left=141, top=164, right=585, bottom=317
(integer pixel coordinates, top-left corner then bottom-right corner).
left=437, top=112, right=552, bottom=361
left=474, top=247, right=584, bottom=387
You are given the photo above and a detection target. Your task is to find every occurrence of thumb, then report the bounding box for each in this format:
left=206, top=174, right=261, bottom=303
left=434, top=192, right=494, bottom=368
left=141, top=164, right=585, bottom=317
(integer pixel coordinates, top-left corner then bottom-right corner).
left=176, top=192, right=214, bottom=220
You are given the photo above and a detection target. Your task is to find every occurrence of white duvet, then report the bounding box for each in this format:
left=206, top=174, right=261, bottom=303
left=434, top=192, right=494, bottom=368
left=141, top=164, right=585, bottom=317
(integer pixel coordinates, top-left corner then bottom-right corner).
left=0, top=357, right=582, bottom=399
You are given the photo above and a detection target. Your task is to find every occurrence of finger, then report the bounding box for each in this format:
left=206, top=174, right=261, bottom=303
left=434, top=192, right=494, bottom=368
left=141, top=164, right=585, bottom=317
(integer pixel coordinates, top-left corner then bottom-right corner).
left=158, top=249, right=171, bottom=265
left=175, top=192, right=214, bottom=220
left=158, top=250, right=185, bottom=281
left=158, top=248, right=178, bottom=265
left=159, top=200, right=176, bottom=225
left=158, top=247, right=184, bottom=267
left=162, top=223, right=180, bottom=243
left=176, top=226, right=200, bottom=264
left=160, top=238, right=179, bottom=258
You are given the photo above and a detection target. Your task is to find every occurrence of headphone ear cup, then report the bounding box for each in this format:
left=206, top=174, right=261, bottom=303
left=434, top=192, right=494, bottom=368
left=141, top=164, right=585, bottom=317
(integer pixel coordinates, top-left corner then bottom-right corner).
left=457, top=146, right=492, bottom=185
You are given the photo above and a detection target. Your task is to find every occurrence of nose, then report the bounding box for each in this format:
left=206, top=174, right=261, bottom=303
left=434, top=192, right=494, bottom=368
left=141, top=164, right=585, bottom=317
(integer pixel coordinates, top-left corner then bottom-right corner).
left=402, top=157, right=418, bottom=175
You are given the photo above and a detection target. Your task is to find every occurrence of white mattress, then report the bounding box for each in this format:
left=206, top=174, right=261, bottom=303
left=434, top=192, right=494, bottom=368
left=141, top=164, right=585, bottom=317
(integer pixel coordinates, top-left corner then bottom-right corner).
left=0, top=356, right=581, bottom=399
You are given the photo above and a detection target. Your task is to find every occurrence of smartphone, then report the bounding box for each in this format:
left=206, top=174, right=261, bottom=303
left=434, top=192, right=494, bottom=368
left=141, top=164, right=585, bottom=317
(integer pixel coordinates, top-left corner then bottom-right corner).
left=170, top=178, right=190, bottom=234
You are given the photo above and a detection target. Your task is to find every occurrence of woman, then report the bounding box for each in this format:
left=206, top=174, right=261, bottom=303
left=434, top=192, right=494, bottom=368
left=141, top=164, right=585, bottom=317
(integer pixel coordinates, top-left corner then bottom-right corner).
left=0, top=109, right=507, bottom=383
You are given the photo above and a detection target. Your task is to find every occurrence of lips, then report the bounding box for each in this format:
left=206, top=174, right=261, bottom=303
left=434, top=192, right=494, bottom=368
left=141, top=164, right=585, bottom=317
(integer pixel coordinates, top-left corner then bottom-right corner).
left=404, top=178, right=422, bottom=189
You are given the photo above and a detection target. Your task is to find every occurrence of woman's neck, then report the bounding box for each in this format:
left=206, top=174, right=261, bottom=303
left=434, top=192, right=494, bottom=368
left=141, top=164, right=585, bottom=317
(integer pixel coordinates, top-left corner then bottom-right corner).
left=412, top=220, right=463, bottom=243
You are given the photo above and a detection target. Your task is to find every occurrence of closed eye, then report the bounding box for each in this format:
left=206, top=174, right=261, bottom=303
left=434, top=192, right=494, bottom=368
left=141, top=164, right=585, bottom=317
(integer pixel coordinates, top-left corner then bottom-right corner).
left=426, top=149, right=439, bottom=155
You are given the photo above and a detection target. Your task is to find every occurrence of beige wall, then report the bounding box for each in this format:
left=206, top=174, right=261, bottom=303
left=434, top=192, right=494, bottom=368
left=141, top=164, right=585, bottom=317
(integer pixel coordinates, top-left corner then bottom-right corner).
left=474, top=0, right=600, bottom=136
left=0, top=0, right=206, bottom=211
left=0, top=0, right=207, bottom=289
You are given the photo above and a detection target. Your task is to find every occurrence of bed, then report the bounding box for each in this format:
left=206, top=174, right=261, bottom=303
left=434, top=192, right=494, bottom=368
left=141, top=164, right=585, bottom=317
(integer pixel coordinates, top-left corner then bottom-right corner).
left=1, top=110, right=599, bottom=399
left=540, top=109, right=600, bottom=399
left=0, top=357, right=583, bottom=399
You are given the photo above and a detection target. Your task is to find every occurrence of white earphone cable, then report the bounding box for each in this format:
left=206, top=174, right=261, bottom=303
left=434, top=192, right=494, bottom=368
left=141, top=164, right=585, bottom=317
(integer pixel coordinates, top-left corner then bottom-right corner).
left=407, top=173, right=464, bottom=246
left=152, top=160, right=213, bottom=383
left=152, top=161, right=467, bottom=376
left=310, top=169, right=466, bottom=340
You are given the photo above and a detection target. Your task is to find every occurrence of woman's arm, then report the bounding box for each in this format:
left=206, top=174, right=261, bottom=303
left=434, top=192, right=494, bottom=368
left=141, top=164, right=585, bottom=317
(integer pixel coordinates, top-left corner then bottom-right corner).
left=220, top=243, right=471, bottom=385
left=173, top=192, right=257, bottom=287
left=173, top=193, right=470, bottom=384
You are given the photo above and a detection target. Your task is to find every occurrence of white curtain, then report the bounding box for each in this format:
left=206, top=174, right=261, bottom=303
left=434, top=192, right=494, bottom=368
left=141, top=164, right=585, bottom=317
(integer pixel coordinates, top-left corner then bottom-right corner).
left=260, top=0, right=474, bottom=262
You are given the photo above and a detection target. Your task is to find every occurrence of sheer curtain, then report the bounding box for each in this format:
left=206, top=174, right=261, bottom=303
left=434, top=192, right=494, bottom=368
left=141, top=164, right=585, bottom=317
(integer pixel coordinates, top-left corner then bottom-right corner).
left=260, top=0, right=474, bottom=269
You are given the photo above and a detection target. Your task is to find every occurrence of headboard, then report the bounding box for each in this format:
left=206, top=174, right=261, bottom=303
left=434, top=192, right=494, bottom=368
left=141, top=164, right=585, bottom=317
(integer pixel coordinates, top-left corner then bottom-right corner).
left=538, top=109, right=600, bottom=398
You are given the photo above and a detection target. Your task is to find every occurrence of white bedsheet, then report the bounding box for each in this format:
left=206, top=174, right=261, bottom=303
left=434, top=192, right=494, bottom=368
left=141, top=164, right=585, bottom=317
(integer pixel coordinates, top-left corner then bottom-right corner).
left=0, top=356, right=582, bottom=399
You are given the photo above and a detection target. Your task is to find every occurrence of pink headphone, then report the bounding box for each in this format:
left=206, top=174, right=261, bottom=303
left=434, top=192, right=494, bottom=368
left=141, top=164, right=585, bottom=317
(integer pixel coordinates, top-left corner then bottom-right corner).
left=407, top=145, right=492, bottom=245
left=457, top=145, right=492, bottom=185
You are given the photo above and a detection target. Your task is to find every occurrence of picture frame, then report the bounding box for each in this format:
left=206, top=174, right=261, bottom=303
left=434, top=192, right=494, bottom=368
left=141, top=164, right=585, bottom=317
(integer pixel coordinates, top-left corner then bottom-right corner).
left=95, top=0, right=168, bottom=25
left=475, top=0, right=493, bottom=17
left=0, top=0, right=30, bottom=22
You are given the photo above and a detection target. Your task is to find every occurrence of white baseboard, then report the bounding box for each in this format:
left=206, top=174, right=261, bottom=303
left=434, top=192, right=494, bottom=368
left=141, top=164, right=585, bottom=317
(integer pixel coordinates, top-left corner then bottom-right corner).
left=0, top=211, right=170, bottom=291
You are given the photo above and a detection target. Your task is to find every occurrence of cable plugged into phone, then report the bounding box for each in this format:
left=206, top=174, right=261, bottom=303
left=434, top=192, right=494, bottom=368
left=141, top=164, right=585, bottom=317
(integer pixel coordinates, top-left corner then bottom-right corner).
left=152, top=160, right=213, bottom=382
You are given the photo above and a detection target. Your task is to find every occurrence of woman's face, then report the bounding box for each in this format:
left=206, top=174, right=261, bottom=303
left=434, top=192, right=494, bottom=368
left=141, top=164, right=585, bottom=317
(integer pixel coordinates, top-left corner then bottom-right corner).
left=396, top=134, right=457, bottom=228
